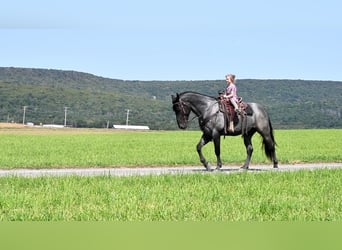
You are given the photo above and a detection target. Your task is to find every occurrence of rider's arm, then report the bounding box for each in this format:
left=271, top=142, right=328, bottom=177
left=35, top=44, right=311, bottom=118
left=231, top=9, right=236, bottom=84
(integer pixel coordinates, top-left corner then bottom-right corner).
left=225, top=89, right=235, bottom=99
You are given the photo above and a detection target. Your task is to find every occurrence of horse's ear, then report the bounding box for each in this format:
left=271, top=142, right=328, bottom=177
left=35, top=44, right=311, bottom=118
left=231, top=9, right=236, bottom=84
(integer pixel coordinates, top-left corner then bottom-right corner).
left=171, top=93, right=179, bottom=102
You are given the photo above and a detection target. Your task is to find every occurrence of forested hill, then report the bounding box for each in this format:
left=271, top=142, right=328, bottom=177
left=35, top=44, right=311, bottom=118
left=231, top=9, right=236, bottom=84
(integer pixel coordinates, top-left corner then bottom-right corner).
left=0, top=67, right=341, bottom=129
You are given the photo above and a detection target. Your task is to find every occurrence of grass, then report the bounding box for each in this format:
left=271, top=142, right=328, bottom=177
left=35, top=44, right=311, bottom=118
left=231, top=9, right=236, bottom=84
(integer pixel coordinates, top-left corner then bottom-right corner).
left=0, top=169, right=341, bottom=221
left=0, top=127, right=341, bottom=221
left=0, top=128, right=341, bottom=168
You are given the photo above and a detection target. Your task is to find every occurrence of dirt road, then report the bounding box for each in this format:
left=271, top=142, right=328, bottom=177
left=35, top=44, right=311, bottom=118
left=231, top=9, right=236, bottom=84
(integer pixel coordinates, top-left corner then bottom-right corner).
left=0, top=163, right=341, bottom=177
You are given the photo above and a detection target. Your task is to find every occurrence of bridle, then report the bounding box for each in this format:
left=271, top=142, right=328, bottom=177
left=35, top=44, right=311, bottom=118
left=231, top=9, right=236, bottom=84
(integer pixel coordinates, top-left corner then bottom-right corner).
left=173, top=99, right=217, bottom=127
left=172, top=100, right=191, bottom=124
left=173, top=99, right=204, bottom=128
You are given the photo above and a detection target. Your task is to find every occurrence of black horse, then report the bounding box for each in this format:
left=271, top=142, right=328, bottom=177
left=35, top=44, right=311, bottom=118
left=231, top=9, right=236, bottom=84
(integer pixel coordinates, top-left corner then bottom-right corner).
left=171, top=91, right=278, bottom=170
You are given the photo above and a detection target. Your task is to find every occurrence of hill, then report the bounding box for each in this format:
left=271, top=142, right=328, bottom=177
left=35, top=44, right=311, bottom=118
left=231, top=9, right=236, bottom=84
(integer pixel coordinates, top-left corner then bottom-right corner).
left=0, top=67, right=341, bottom=129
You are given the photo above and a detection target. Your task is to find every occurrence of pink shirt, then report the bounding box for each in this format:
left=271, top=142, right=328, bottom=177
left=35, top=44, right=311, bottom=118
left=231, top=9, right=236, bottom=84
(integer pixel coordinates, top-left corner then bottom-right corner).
left=225, top=84, right=238, bottom=102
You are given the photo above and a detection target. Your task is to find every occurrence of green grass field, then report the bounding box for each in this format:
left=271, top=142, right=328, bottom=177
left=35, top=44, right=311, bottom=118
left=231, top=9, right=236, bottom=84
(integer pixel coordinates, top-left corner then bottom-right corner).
left=0, top=169, right=341, bottom=221
left=0, top=128, right=341, bottom=168
left=0, top=128, right=341, bottom=221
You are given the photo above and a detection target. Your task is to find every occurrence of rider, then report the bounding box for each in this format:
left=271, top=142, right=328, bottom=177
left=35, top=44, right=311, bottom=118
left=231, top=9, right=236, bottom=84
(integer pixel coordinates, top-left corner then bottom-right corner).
left=223, top=73, right=241, bottom=132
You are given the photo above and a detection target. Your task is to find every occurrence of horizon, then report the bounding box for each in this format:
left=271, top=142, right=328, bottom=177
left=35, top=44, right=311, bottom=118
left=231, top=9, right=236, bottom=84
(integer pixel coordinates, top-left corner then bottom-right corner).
left=2, top=66, right=341, bottom=82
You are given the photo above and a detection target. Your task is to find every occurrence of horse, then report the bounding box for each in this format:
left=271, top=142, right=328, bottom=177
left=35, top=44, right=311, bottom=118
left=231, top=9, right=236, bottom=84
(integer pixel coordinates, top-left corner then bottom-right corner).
left=171, top=91, right=278, bottom=170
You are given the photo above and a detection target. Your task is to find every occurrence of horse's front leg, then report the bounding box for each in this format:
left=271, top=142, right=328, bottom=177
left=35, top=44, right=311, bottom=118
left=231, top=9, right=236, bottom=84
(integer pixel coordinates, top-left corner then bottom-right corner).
left=196, top=134, right=212, bottom=171
left=213, top=135, right=222, bottom=170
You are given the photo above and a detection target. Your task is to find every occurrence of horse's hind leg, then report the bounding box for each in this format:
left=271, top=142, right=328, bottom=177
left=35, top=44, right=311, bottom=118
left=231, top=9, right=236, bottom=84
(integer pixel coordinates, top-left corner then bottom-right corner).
left=241, top=135, right=253, bottom=169
left=197, top=134, right=212, bottom=171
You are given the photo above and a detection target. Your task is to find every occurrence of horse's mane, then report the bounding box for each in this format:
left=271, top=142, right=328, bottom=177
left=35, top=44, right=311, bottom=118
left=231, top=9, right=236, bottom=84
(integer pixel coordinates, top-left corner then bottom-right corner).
left=179, top=91, right=217, bottom=100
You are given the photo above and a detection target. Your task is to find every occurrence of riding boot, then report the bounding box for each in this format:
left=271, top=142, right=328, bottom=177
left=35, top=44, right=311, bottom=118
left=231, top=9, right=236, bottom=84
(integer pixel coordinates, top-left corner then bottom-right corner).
left=228, top=121, right=234, bottom=133
left=235, top=108, right=241, bottom=114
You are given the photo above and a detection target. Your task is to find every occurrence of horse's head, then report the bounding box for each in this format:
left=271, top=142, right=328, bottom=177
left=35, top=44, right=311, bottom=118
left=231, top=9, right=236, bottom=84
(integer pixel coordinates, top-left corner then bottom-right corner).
left=171, top=93, right=191, bottom=129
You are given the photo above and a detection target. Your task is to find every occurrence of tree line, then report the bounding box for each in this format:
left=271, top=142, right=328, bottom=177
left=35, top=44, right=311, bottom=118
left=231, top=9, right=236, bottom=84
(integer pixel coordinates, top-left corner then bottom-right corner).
left=0, top=67, right=341, bottom=129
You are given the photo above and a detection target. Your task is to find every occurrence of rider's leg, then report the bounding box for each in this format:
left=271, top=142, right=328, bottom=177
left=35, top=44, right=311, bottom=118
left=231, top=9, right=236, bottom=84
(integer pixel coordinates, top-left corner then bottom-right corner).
left=230, top=99, right=240, bottom=113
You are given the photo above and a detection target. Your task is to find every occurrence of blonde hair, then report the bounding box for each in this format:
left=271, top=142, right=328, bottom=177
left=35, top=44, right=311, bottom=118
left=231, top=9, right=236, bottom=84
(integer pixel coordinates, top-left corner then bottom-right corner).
left=225, top=74, right=236, bottom=83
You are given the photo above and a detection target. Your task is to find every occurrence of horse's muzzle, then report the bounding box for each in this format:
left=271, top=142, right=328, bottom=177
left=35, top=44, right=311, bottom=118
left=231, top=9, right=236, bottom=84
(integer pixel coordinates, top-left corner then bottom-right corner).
left=177, top=122, right=187, bottom=129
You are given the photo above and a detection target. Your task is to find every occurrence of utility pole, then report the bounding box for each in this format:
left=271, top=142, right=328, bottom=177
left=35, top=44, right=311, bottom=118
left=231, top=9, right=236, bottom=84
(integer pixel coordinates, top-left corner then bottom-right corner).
left=22, top=106, right=27, bottom=125
left=126, top=109, right=130, bottom=126
left=64, top=107, right=68, bottom=127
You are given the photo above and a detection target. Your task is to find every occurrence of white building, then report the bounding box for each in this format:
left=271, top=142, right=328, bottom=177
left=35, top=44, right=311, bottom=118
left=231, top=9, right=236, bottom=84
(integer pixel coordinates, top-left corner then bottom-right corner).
left=113, top=125, right=150, bottom=130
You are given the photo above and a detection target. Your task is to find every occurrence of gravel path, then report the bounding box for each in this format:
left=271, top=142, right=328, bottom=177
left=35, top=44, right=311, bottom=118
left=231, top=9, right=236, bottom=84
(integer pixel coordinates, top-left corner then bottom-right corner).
left=0, top=163, right=341, bottom=177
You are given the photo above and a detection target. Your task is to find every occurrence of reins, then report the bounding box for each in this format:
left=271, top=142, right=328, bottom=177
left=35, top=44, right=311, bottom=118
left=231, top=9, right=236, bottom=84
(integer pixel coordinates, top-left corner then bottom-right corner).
left=174, top=99, right=219, bottom=128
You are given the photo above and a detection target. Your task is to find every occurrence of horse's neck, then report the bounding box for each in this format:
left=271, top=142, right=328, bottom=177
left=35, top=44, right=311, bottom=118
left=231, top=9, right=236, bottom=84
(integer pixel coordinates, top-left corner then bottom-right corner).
left=186, top=95, right=217, bottom=118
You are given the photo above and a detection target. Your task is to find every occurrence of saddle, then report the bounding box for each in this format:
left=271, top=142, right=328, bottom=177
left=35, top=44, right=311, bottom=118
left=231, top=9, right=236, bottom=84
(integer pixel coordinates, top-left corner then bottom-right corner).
left=218, top=93, right=252, bottom=135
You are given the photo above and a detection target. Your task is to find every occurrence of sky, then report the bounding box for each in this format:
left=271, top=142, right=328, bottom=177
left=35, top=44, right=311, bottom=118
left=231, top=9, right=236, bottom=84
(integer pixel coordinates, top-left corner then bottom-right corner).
left=1, top=0, right=341, bottom=81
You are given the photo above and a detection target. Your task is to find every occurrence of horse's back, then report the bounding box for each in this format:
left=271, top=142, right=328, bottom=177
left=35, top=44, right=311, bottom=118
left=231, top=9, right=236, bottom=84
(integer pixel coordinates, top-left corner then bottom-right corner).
left=247, top=102, right=269, bottom=117
left=247, top=102, right=272, bottom=131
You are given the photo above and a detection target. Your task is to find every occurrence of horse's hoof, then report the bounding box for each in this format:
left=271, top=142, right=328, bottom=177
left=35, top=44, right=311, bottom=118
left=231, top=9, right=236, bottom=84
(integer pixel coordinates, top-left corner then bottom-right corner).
left=240, top=165, right=249, bottom=170
left=273, top=161, right=279, bottom=168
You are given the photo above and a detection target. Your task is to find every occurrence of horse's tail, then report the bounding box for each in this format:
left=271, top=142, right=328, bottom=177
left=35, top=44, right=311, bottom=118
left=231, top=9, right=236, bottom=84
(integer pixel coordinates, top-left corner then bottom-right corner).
left=262, top=118, right=277, bottom=161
